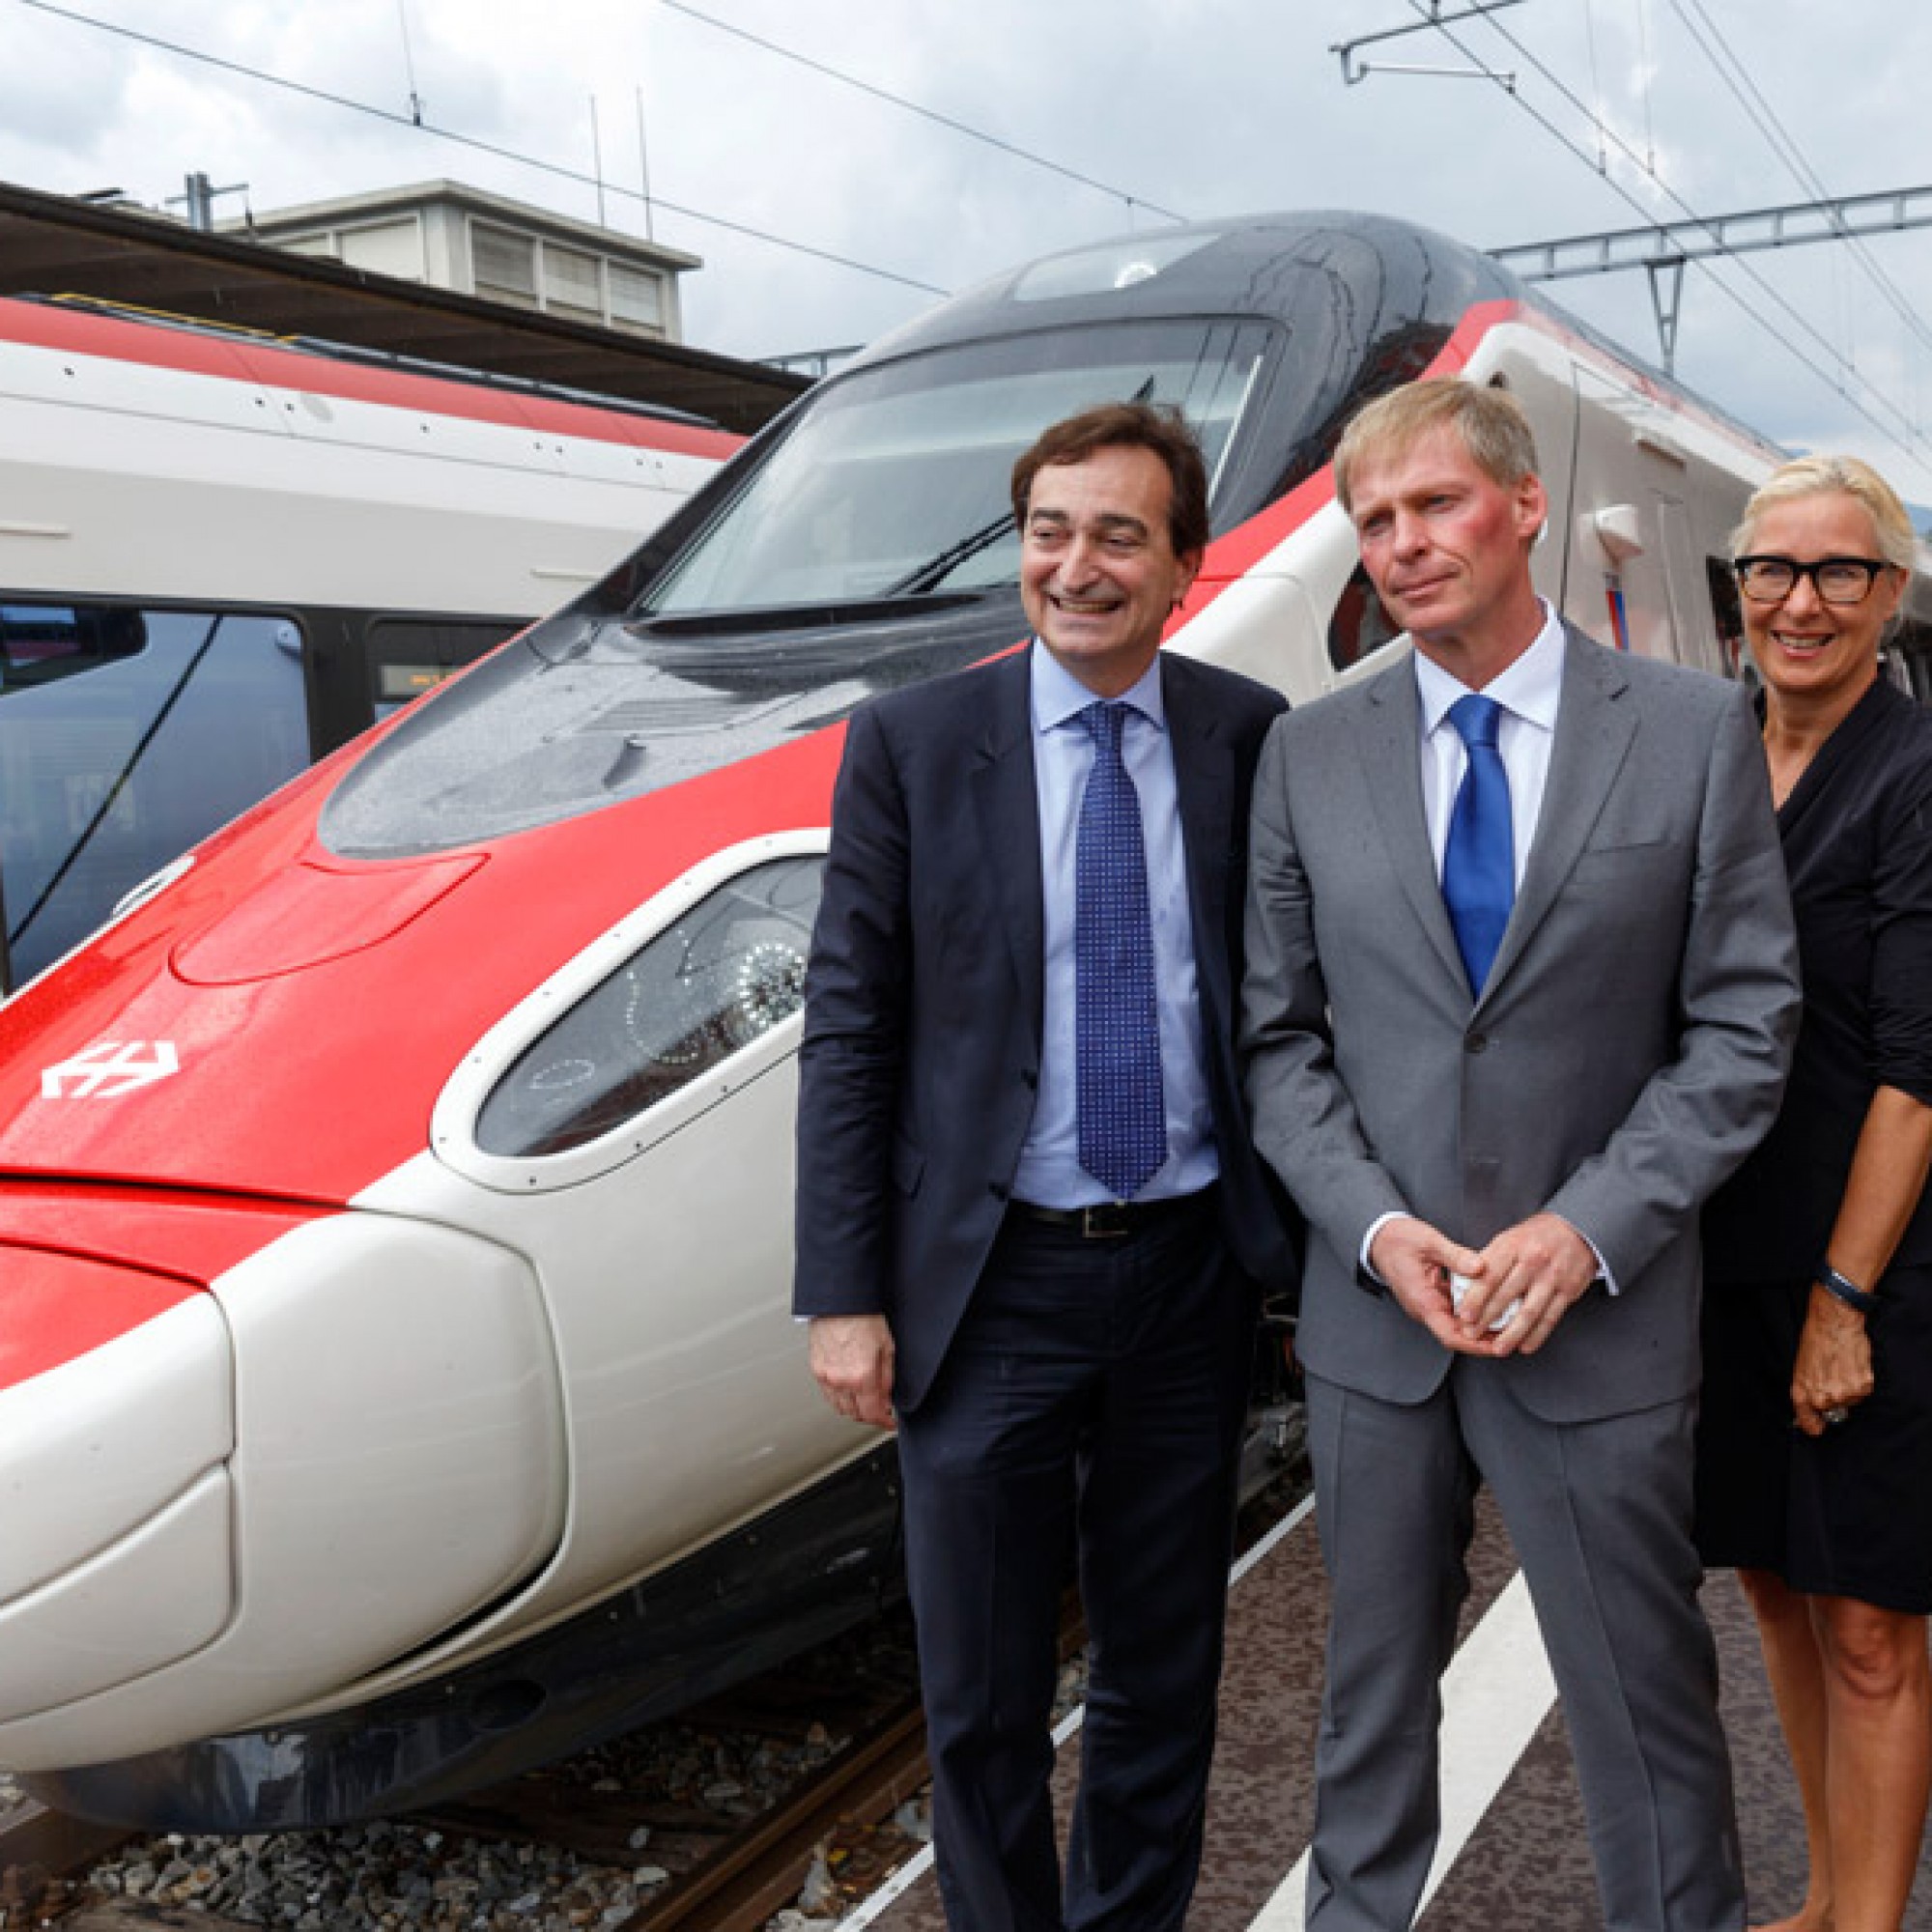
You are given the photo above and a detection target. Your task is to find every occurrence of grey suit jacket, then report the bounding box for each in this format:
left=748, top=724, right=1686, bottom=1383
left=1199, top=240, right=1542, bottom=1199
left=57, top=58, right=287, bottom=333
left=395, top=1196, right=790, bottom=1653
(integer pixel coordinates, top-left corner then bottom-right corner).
left=1240, top=625, right=1801, bottom=1423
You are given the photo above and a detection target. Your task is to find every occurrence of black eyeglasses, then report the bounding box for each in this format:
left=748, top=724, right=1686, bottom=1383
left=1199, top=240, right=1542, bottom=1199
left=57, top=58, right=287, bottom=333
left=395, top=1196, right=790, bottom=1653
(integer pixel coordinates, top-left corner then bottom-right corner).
left=1733, top=554, right=1895, bottom=607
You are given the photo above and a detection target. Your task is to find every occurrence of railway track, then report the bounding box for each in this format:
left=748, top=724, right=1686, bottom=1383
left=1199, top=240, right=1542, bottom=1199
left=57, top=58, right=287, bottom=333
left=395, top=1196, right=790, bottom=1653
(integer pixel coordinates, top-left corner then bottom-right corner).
left=0, top=1433, right=1304, bottom=1932
left=0, top=1603, right=932, bottom=1932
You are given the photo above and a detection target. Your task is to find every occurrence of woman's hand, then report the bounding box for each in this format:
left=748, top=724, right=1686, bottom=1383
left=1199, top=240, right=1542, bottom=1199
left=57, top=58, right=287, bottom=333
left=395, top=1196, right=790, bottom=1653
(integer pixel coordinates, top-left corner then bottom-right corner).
left=1790, top=1284, right=1876, bottom=1436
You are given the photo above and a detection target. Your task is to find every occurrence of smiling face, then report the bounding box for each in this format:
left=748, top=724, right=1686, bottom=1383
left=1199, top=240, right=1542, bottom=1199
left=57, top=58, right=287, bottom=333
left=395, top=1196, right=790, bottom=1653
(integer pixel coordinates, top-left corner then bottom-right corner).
left=1740, top=492, right=1904, bottom=720
left=1347, top=424, right=1548, bottom=686
left=1018, top=443, right=1202, bottom=697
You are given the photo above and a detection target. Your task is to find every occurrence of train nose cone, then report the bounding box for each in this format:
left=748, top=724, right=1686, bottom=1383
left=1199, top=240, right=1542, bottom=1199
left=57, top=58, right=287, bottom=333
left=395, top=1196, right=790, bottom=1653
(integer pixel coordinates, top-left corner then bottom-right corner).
left=0, top=1254, right=234, bottom=1719
left=0, top=1202, right=567, bottom=1776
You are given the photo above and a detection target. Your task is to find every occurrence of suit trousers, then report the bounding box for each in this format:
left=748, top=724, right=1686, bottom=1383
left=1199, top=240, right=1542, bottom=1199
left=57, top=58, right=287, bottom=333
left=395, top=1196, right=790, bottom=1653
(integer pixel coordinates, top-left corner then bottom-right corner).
left=895, top=1192, right=1254, bottom=1932
left=1302, top=1362, right=1745, bottom=1932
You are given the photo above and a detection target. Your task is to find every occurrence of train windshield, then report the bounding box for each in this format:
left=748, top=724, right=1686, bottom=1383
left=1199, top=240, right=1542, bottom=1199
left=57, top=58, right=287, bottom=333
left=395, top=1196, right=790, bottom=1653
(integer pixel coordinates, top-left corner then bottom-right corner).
left=320, top=317, right=1283, bottom=861
left=639, top=320, right=1272, bottom=613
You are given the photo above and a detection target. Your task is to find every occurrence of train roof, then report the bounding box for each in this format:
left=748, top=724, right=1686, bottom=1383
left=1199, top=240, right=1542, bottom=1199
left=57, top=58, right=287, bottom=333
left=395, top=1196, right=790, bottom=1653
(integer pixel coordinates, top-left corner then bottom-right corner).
left=0, top=177, right=807, bottom=436
left=12, top=293, right=721, bottom=429
left=846, top=209, right=1780, bottom=471
left=0, top=290, right=741, bottom=463
left=850, top=211, right=1525, bottom=366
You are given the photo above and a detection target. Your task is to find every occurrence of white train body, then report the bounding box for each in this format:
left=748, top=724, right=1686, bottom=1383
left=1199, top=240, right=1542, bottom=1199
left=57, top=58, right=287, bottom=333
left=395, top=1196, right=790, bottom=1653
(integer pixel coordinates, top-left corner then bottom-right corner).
left=0, top=296, right=738, bottom=981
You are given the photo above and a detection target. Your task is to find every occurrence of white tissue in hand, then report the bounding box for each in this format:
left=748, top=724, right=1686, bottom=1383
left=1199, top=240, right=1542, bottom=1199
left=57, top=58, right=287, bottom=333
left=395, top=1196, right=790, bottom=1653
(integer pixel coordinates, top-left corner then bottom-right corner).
left=1450, top=1270, right=1520, bottom=1333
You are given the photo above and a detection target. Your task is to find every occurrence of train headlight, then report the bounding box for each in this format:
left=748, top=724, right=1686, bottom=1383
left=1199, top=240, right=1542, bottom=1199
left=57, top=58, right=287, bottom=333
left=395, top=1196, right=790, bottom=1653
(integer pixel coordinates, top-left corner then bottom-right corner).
left=472, top=855, right=823, bottom=1160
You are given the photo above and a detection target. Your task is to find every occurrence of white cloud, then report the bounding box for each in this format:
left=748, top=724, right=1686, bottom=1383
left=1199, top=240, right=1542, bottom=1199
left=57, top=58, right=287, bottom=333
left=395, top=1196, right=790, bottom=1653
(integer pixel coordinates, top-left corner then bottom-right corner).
left=4, top=0, right=1930, bottom=491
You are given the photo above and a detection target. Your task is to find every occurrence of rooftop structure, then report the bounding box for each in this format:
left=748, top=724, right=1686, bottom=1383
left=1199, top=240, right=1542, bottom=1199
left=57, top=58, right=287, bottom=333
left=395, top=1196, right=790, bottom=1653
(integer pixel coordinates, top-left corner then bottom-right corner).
left=231, top=179, right=699, bottom=346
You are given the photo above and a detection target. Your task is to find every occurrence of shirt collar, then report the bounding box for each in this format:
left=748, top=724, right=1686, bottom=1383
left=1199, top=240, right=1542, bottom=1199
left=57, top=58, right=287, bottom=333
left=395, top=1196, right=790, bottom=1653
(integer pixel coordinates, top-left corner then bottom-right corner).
left=1030, top=641, right=1168, bottom=736
left=1414, top=599, right=1566, bottom=736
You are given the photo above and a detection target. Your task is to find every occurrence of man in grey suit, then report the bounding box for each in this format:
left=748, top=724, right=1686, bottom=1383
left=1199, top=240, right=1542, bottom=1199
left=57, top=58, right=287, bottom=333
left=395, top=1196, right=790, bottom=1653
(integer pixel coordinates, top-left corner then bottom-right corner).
left=1241, top=380, right=1801, bottom=1930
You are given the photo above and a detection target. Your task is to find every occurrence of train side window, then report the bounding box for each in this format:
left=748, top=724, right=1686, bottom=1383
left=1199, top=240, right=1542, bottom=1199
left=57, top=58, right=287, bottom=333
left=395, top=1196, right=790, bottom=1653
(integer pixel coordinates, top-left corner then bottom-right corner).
left=0, top=607, right=309, bottom=981
left=0, top=603, right=148, bottom=690
left=1327, top=564, right=1399, bottom=673
left=365, top=617, right=523, bottom=720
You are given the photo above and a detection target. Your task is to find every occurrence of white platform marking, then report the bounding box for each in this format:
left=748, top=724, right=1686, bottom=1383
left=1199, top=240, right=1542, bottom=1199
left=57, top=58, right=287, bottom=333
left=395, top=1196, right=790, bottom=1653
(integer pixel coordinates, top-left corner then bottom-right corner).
left=1246, top=1570, right=1558, bottom=1930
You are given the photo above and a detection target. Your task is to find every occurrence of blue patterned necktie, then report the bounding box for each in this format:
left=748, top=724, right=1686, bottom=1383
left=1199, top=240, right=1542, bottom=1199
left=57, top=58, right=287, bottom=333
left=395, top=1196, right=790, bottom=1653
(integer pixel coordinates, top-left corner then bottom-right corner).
left=1074, top=701, right=1167, bottom=1200
left=1442, top=694, right=1515, bottom=995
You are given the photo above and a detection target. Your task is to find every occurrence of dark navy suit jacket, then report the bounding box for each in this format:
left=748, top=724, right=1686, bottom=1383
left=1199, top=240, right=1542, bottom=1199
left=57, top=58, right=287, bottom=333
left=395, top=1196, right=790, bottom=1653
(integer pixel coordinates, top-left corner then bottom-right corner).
left=793, top=643, right=1296, bottom=1413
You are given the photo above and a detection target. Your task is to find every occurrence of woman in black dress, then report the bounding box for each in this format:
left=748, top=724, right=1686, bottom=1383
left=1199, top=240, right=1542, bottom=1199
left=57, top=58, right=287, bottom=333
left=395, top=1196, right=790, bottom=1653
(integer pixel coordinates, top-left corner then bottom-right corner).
left=1698, top=455, right=1932, bottom=1932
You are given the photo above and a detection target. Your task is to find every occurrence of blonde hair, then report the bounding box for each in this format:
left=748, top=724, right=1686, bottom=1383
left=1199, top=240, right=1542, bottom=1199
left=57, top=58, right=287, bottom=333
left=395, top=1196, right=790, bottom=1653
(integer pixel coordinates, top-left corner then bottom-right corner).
left=1732, top=455, right=1917, bottom=578
left=1333, top=379, right=1541, bottom=516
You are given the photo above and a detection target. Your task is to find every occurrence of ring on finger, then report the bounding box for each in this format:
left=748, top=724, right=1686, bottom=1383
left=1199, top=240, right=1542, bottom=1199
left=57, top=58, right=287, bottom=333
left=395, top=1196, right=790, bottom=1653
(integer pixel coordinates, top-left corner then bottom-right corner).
left=1823, top=1405, right=1850, bottom=1427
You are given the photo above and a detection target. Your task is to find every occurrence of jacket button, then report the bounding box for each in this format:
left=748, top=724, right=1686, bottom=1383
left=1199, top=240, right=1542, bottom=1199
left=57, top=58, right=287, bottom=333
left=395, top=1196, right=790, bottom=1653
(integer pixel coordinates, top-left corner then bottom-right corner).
left=1465, top=1031, right=1489, bottom=1054
left=1020, top=1068, right=1038, bottom=1091
left=989, top=1181, right=1009, bottom=1201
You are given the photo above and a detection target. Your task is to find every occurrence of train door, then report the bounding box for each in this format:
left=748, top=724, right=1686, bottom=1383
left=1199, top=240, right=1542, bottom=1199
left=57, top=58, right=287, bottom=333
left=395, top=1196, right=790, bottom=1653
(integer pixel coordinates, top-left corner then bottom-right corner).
left=1562, top=363, right=1756, bottom=673
left=0, top=601, right=310, bottom=987
left=1653, top=492, right=1727, bottom=676
left=1426, top=339, right=1585, bottom=630
left=1487, top=357, right=1581, bottom=621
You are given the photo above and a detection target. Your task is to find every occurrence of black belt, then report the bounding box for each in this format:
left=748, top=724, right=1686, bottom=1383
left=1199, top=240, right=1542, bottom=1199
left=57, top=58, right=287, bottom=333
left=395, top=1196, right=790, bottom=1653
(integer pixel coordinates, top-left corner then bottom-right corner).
left=1008, top=1187, right=1215, bottom=1240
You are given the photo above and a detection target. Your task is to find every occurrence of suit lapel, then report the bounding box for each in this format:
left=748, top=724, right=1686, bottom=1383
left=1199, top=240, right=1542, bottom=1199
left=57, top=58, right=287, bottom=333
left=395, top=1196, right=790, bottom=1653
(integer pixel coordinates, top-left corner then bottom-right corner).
left=970, top=648, right=1046, bottom=1047
left=1482, top=626, right=1635, bottom=1001
left=1163, top=657, right=1234, bottom=1021
left=1361, top=659, right=1468, bottom=989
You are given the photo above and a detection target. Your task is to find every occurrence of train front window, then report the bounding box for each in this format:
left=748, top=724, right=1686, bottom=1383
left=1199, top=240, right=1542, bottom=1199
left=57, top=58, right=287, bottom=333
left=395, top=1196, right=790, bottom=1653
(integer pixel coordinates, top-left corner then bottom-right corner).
left=641, top=321, right=1272, bottom=615
left=321, top=321, right=1280, bottom=862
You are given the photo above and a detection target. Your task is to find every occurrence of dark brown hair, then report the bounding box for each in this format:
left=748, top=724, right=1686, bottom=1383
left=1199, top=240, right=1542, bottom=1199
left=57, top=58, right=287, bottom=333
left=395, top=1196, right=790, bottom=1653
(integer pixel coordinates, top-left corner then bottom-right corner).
left=1010, top=401, right=1210, bottom=558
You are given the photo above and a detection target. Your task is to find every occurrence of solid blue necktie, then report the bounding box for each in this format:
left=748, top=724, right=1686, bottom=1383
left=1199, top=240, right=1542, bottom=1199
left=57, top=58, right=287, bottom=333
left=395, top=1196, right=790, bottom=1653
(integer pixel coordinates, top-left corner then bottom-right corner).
left=1074, top=701, right=1166, bottom=1200
left=1442, top=694, right=1515, bottom=995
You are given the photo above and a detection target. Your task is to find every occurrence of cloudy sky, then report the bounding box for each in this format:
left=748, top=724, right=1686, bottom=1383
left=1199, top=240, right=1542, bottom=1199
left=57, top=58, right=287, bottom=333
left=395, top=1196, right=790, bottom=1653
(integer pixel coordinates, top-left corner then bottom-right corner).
left=9, top=0, right=1932, bottom=495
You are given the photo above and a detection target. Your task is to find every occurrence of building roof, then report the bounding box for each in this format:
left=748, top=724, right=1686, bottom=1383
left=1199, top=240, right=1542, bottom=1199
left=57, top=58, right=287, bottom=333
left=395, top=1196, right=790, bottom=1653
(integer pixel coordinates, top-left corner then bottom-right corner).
left=0, top=177, right=807, bottom=434
left=237, top=177, right=704, bottom=275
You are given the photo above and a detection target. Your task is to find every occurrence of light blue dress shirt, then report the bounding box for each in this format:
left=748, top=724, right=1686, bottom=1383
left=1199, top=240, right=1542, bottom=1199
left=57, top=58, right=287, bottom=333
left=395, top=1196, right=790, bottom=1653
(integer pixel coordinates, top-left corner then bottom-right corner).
left=1010, top=645, right=1218, bottom=1208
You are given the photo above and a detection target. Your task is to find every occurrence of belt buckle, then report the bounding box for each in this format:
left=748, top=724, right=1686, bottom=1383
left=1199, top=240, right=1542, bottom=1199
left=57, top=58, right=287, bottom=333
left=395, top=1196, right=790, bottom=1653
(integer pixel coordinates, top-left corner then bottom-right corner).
left=1080, top=1202, right=1132, bottom=1239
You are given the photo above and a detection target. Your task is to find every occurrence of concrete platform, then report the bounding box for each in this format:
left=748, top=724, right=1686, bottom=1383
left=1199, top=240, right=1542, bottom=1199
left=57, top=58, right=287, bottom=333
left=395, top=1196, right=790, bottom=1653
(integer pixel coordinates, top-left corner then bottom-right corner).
left=841, top=1492, right=1932, bottom=1929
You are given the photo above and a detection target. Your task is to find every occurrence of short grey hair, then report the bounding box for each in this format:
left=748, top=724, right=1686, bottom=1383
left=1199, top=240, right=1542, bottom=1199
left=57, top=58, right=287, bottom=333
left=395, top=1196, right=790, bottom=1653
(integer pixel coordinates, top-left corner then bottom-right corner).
left=1333, top=379, right=1541, bottom=517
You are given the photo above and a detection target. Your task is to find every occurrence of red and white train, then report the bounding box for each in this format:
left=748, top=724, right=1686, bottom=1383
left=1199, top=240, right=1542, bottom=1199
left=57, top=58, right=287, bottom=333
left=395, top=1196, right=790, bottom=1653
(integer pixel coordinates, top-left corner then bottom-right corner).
left=1, top=213, right=1926, bottom=1832
left=0, top=294, right=737, bottom=984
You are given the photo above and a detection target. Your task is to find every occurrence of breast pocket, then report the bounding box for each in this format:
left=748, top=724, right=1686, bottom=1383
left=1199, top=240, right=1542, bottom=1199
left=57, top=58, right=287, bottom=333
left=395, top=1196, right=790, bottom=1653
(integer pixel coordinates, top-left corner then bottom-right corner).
left=1566, top=831, right=1688, bottom=903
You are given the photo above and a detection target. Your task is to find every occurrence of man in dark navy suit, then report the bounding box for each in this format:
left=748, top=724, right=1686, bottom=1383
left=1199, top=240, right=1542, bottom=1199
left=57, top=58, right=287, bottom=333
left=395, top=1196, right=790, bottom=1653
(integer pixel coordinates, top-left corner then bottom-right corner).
left=793, top=401, right=1293, bottom=1932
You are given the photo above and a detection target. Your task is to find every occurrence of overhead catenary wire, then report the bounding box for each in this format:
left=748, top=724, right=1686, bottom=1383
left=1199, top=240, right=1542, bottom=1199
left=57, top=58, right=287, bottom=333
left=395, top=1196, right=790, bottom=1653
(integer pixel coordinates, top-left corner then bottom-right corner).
left=1475, top=3, right=1924, bottom=441
left=657, top=0, right=1186, bottom=227
left=1406, top=0, right=1932, bottom=475
left=1665, top=0, right=1932, bottom=385
left=1634, top=0, right=1658, bottom=175
left=15, top=0, right=949, bottom=298
left=1458, top=0, right=1927, bottom=440
left=1581, top=0, right=1607, bottom=174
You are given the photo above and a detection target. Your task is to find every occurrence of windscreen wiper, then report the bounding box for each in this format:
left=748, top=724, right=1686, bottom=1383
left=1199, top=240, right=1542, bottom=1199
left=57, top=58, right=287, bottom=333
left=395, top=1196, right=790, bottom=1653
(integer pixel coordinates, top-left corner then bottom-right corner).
left=881, top=510, right=1017, bottom=597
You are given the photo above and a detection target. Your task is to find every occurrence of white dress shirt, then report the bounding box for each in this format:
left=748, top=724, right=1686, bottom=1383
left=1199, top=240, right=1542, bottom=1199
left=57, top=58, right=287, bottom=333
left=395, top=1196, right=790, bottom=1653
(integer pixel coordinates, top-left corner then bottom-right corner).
left=1366, top=603, right=1617, bottom=1293
left=1412, top=598, right=1566, bottom=888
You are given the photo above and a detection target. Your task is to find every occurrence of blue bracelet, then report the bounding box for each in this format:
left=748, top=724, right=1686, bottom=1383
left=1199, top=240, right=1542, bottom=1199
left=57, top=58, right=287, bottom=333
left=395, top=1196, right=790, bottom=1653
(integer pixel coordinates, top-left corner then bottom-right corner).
left=1817, top=1264, right=1880, bottom=1315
